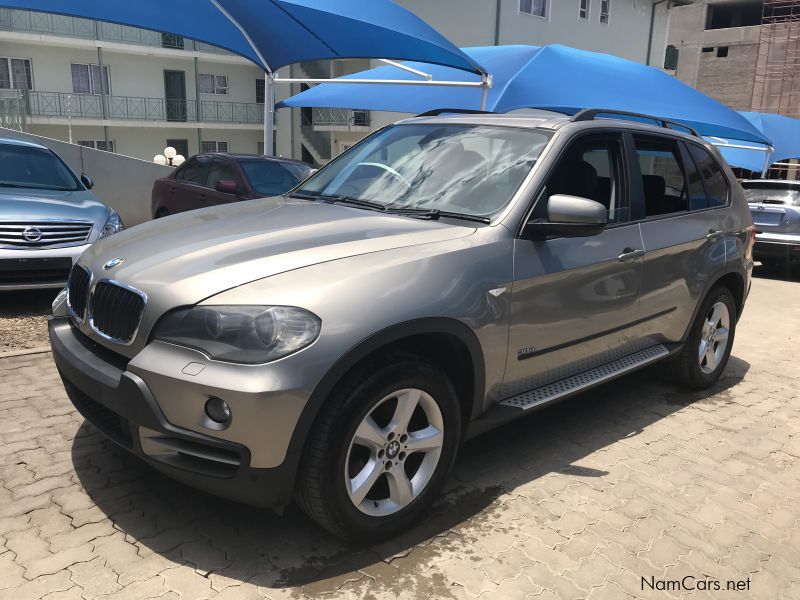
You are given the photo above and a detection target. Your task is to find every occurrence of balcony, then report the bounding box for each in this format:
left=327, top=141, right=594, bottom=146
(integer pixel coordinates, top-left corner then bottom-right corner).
left=18, top=91, right=264, bottom=125
left=311, top=107, right=371, bottom=131
left=0, top=8, right=234, bottom=56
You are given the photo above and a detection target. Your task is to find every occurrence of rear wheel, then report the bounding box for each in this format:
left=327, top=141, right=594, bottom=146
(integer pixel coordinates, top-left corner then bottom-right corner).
left=295, top=356, right=461, bottom=542
left=672, top=287, right=737, bottom=389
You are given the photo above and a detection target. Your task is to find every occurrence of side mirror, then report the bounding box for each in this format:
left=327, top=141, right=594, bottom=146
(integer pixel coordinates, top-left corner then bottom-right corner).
left=216, top=180, right=239, bottom=195
left=524, top=194, right=607, bottom=240
left=80, top=174, right=94, bottom=189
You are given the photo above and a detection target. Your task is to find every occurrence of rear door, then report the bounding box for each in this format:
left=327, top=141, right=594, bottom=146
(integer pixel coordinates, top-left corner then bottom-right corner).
left=633, top=134, right=729, bottom=344
left=503, top=131, right=646, bottom=397
left=171, top=156, right=212, bottom=213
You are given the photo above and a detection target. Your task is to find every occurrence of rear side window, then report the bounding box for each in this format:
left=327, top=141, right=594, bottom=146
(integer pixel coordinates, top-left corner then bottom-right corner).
left=176, top=158, right=209, bottom=185
left=687, top=144, right=729, bottom=207
left=633, top=137, right=688, bottom=217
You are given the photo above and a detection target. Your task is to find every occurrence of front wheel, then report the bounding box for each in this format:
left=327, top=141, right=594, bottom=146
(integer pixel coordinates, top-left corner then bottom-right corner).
left=295, top=357, right=462, bottom=542
left=672, top=287, right=737, bottom=389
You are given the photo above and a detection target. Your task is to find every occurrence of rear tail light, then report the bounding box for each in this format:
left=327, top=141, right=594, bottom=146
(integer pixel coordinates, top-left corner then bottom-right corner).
left=745, top=224, right=756, bottom=262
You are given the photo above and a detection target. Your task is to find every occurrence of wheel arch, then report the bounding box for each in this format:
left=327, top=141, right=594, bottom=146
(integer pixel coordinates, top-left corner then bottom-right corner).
left=681, top=267, right=747, bottom=343
left=287, top=318, right=486, bottom=457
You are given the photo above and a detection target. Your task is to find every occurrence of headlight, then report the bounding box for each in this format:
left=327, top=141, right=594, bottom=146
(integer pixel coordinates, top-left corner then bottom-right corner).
left=98, top=209, right=124, bottom=240
left=152, top=305, right=321, bottom=364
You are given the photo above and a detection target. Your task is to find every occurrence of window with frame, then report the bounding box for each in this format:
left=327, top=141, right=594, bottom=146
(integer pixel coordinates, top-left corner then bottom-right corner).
left=543, top=135, right=628, bottom=223
left=634, top=137, right=689, bottom=217
left=77, top=140, right=115, bottom=153
left=687, top=144, right=729, bottom=207
left=256, top=78, right=265, bottom=104
left=0, top=57, right=33, bottom=90
left=70, top=63, right=110, bottom=95
left=176, top=157, right=210, bottom=185
left=201, top=141, right=229, bottom=153
left=206, top=158, right=237, bottom=190
left=520, top=0, right=547, bottom=17
left=198, top=73, right=228, bottom=95
left=579, top=0, right=590, bottom=19
left=600, top=0, right=611, bottom=23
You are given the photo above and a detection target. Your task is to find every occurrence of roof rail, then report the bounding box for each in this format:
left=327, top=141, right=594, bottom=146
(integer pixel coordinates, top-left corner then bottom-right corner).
left=416, top=108, right=495, bottom=117
left=571, top=108, right=701, bottom=138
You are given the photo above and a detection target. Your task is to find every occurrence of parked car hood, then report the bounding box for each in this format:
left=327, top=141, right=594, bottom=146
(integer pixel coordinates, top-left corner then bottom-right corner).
left=0, top=188, right=109, bottom=222
left=79, top=197, right=475, bottom=309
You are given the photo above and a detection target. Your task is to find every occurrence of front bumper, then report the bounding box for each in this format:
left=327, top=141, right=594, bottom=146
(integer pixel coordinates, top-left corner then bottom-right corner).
left=49, top=317, right=299, bottom=508
left=0, top=244, right=91, bottom=290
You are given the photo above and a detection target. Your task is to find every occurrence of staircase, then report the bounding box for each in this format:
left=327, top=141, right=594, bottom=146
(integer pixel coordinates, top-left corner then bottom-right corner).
left=296, top=62, right=332, bottom=165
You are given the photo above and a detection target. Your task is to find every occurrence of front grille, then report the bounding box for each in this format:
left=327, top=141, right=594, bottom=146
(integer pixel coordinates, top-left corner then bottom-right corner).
left=66, top=264, right=91, bottom=319
left=90, top=281, right=146, bottom=343
left=0, top=221, right=93, bottom=248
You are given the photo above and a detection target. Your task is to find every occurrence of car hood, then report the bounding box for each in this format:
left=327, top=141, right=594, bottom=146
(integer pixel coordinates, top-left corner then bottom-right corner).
left=79, top=197, right=475, bottom=310
left=0, top=188, right=109, bottom=222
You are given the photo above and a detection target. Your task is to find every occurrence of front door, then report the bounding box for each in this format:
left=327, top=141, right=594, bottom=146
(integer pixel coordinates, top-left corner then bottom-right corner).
left=164, top=70, right=187, bottom=122
left=503, top=132, right=645, bottom=398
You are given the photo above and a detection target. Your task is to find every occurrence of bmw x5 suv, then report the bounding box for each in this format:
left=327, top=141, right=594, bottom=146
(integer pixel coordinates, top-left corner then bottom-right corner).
left=50, top=110, right=754, bottom=541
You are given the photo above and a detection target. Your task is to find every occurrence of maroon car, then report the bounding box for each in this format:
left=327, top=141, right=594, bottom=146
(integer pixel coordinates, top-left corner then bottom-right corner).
left=151, top=153, right=314, bottom=218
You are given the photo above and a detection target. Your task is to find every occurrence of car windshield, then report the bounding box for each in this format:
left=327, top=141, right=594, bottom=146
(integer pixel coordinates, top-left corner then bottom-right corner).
left=0, top=144, right=81, bottom=191
left=743, top=185, right=800, bottom=207
left=240, top=160, right=310, bottom=197
left=296, top=123, right=551, bottom=218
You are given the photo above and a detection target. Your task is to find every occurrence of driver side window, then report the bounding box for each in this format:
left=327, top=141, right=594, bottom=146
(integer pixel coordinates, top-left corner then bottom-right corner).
left=542, top=134, right=628, bottom=224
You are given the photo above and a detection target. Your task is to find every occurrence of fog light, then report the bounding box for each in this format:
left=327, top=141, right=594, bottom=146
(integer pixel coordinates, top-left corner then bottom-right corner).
left=205, top=397, right=231, bottom=424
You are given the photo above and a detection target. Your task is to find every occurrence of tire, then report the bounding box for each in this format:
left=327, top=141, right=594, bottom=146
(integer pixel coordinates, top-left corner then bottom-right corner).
left=295, top=355, right=462, bottom=542
left=672, top=286, right=737, bottom=389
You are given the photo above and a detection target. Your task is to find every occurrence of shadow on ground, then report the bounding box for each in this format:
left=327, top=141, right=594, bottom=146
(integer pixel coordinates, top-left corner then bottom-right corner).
left=71, top=356, right=749, bottom=590
left=753, top=262, right=800, bottom=283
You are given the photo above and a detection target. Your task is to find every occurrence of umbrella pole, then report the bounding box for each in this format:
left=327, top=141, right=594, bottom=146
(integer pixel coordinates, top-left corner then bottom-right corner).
left=480, top=73, right=492, bottom=111
left=264, top=72, right=275, bottom=156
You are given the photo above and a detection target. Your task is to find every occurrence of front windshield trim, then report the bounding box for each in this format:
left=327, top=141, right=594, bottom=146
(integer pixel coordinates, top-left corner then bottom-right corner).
left=297, top=123, right=553, bottom=223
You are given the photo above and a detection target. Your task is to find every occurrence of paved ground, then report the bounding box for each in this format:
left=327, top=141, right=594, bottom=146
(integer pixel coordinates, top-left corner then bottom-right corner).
left=1, top=268, right=799, bottom=600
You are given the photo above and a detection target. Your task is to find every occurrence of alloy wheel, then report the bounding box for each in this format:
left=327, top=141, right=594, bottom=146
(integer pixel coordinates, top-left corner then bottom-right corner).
left=698, top=301, right=730, bottom=374
left=345, top=388, right=444, bottom=516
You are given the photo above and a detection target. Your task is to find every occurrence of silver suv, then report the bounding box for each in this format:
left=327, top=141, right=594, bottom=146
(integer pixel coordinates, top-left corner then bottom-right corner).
left=0, top=138, right=123, bottom=290
left=742, top=179, right=800, bottom=269
left=49, top=110, right=754, bottom=541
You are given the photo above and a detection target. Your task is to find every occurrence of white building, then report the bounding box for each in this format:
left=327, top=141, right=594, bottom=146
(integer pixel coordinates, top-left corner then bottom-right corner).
left=0, top=1, right=688, bottom=165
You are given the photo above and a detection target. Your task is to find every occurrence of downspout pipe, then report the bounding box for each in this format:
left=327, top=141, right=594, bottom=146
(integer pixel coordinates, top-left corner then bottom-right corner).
left=494, top=0, right=502, bottom=45
left=646, top=0, right=670, bottom=66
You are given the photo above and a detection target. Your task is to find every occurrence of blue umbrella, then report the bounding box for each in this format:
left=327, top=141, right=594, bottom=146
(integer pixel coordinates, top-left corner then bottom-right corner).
left=0, top=0, right=483, bottom=74
left=278, top=44, right=770, bottom=145
left=717, top=112, right=800, bottom=173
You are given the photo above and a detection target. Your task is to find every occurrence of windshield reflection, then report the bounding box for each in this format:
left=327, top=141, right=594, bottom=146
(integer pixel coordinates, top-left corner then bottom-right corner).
left=298, top=124, right=551, bottom=218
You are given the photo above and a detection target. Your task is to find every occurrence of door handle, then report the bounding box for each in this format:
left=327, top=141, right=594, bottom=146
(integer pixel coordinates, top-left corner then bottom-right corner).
left=707, top=229, right=725, bottom=241
left=618, top=248, right=644, bottom=262
left=169, top=187, right=176, bottom=194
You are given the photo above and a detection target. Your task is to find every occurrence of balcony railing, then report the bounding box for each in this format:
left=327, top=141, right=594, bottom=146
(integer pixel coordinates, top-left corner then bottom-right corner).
left=312, top=107, right=371, bottom=127
left=0, top=8, right=234, bottom=55
left=23, top=91, right=264, bottom=124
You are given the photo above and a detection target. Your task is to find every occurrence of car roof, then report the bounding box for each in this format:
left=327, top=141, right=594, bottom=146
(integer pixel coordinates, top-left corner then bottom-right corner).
left=0, top=137, right=49, bottom=150
left=396, top=110, right=706, bottom=144
left=199, top=152, right=312, bottom=166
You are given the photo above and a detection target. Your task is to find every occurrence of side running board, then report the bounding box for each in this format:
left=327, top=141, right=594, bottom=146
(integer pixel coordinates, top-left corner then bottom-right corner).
left=499, top=344, right=669, bottom=411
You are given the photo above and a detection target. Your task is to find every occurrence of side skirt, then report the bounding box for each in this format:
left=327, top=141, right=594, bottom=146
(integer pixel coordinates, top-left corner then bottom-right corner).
left=465, top=343, right=676, bottom=440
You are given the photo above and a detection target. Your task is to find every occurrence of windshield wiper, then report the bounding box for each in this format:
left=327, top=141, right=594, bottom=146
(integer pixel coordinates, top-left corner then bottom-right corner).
left=386, top=207, right=491, bottom=224
left=329, top=195, right=388, bottom=212
left=286, top=191, right=319, bottom=201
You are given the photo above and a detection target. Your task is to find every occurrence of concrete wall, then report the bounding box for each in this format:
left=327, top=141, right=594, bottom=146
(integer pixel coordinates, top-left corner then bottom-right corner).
left=668, top=1, right=761, bottom=110
left=0, top=126, right=171, bottom=227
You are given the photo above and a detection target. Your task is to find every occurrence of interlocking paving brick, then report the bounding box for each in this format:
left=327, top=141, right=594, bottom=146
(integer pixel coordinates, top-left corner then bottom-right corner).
left=0, top=276, right=797, bottom=598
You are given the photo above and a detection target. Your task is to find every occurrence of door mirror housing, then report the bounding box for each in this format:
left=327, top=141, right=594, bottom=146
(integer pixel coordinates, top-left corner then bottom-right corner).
left=524, top=194, right=608, bottom=240
left=216, top=180, right=239, bottom=195
left=80, top=174, right=94, bottom=189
